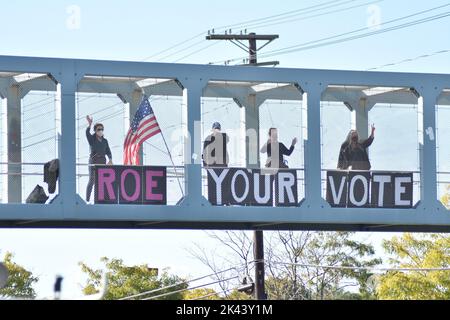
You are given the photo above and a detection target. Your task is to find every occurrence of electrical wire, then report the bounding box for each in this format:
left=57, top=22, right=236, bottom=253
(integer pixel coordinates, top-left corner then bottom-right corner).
left=213, top=0, right=356, bottom=31
left=228, top=0, right=381, bottom=31
left=141, top=0, right=371, bottom=62
left=269, top=261, right=450, bottom=272
left=173, top=42, right=221, bottom=63
left=119, top=262, right=249, bottom=300
left=141, top=275, right=239, bottom=300
left=258, top=11, right=450, bottom=60
left=190, top=286, right=240, bottom=300
left=209, top=3, right=450, bottom=65
left=366, top=48, right=450, bottom=71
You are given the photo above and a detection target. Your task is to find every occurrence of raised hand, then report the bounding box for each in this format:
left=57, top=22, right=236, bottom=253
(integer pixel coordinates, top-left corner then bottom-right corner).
left=86, top=115, right=93, bottom=127
left=292, top=137, right=298, bottom=146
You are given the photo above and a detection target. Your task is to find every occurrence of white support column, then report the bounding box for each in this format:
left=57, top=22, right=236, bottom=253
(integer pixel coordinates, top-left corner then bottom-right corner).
left=56, top=71, right=84, bottom=210
left=237, top=94, right=263, bottom=169
left=303, top=85, right=328, bottom=207
left=118, top=89, right=144, bottom=164
left=417, top=86, right=446, bottom=210
left=179, top=78, right=209, bottom=206
left=55, top=84, right=62, bottom=160
left=354, top=98, right=370, bottom=140
left=0, top=95, right=7, bottom=203
left=6, top=85, right=23, bottom=203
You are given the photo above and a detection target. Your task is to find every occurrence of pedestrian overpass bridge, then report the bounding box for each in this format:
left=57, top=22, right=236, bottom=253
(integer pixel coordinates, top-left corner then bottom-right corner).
left=0, top=55, right=448, bottom=232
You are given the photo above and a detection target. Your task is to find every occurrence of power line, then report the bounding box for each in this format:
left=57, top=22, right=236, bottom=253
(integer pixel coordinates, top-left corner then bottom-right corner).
left=229, top=0, right=380, bottom=31
left=173, top=42, right=221, bottom=63
left=23, top=136, right=54, bottom=149
left=210, top=3, right=450, bottom=65
left=366, top=49, right=450, bottom=71
left=76, top=101, right=123, bottom=121
left=270, top=261, right=450, bottom=272
left=156, top=38, right=208, bottom=62
left=22, top=95, right=55, bottom=111
left=141, top=31, right=207, bottom=62
left=23, top=128, right=55, bottom=141
left=258, top=11, right=450, bottom=60
left=191, top=286, right=239, bottom=300
left=140, top=0, right=370, bottom=63
left=119, top=262, right=249, bottom=300
left=213, top=0, right=356, bottom=32
left=141, top=275, right=239, bottom=300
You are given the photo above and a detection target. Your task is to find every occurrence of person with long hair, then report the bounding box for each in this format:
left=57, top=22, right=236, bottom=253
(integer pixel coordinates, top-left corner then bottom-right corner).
left=337, top=124, right=375, bottom=170
left=261, top=127, right=297, bottom=168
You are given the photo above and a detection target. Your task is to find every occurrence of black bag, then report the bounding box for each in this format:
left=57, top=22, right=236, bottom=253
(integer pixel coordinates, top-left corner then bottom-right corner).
left=26, top=185, right=49, bottom=204
left=44, top=159, right=59, bottom=194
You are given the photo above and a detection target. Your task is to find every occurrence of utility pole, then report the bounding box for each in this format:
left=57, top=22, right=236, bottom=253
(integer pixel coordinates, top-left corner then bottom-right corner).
left=206, top=32, right=279, bottom=67
left=206, top=31, right=279, bottom=300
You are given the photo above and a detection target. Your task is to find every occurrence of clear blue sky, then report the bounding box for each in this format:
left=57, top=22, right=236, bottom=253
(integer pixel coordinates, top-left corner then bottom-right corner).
left=0, top=0, right=449, bottom=299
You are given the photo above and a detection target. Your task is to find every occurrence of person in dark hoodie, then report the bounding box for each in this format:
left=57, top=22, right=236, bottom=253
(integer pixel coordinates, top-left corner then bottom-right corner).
left=202, top=122, right=229, bottom=167
left=337, top=124, right=375, bottom=170
left=261, top=127, right=297, bottom=169
left=85, top=115, right=113, bottom=202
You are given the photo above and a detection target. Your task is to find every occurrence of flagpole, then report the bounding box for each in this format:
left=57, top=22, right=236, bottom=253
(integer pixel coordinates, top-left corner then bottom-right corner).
left=159, top=131, right=185, bottom=197
left=142, top=94, right=185, bottom=198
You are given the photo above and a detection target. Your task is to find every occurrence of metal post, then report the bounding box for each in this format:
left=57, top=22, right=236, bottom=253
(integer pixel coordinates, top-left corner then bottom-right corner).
left=249, top=46, right=265, bottom=301
left=249, top=33, right=257, bottom=65
left=205, top=32, right=282, bottom=299
left=354, top=98, right=369, bottom=140
left=254, top=230, right=266, bottom=300
left=121, top=89, right=144, bottom=164
left=7, top=85, right=22, bottom=203
left=239, top=93, right=265, bottom=300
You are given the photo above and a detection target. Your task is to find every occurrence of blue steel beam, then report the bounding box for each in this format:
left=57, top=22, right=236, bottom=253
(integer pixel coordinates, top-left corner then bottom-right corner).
left=0, top=55, right=448, bottom=231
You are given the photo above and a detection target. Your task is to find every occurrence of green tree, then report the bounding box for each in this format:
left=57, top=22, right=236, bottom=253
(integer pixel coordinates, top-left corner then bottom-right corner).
left=377, top=233, right=450, bottom=300
left=183, top=288, right=220, bottom=300
left=266, top=231, right=381, bottom=300
left=0, top=252, right=38, bottom=298
left=80, top=257, right=188, bottom=300
left=441, top=185, right=450, bottom=209
left=190, top=231, right=381, bottom=300
left=225, top=290, right=252, bottom=300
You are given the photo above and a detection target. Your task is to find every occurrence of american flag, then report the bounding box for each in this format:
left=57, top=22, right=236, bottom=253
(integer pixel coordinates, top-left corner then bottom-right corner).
left=123, top=95, right=161, bottom=165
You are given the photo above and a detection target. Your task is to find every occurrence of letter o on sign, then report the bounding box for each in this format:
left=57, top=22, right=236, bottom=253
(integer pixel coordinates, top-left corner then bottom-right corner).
left=231, top=170, right=249, bottom=203
left=121, top=169, right=141, bottom=202
left=349, top=174, right=369, bottom=207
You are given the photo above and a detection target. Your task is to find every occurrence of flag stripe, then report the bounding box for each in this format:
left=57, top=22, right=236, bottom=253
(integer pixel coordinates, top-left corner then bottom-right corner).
left=123, top=96, right=161, bottom=165
left=128, top=122, right=160, bottom=160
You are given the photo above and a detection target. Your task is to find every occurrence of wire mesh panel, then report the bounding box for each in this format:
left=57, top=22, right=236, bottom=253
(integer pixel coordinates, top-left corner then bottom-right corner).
left=142, top=95, right=185, bottom=205
left=0, top=72, right=59, bottom=204
left=369, top=102, right=421, bottom=207
left=201, top=81, right=305, bottom=202
left=22, top=91, right=59, bottom=204
left=320, top=101, right=352, bottom=198
left=320, top=85, right=421, bottom=207
left=201, top=97, right=241, bottom=200
left=201, top=97, right=241, bottom=166
left=75, top=92, right=126, bottom=204
left=437, top=89, right=450, bottom=209
left=75, top=75, right=184, bottom=205
left=260, top=99, right=305, bottom=201
left=0, top=97, right=6, bottom=203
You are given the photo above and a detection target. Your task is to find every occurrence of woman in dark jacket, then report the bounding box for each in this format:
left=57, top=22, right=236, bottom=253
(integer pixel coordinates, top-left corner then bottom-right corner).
left=337, top=125, right=375, bottom=170
left=261, top=128, right=297, bottom=168
left=85, top=115, right=113, bottom=202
